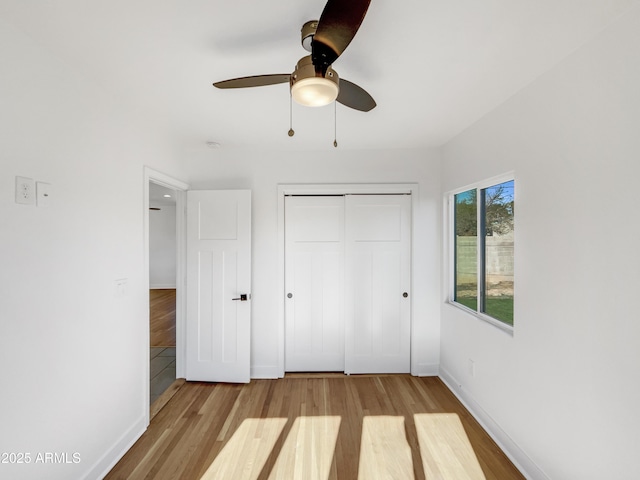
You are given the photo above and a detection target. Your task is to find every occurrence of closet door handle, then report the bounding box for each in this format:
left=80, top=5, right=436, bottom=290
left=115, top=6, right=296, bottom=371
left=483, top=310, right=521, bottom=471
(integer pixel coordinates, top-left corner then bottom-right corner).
left=232, top=294, right=249, bottom=301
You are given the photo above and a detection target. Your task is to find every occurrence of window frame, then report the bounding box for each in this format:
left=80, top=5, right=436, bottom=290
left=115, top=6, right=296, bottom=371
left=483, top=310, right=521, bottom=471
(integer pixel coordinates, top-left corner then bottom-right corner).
left=447, top=172, right=515, bottom=334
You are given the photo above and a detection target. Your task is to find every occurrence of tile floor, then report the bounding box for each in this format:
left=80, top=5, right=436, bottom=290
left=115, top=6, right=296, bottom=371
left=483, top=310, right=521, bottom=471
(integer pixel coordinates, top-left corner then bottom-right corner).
left=150, top=347, right=176, bottom=405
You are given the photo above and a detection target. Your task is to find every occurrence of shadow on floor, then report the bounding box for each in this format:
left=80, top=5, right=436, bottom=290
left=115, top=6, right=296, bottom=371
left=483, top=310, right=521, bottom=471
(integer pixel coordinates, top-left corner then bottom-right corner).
left=150, top=347, right=176, bottom=405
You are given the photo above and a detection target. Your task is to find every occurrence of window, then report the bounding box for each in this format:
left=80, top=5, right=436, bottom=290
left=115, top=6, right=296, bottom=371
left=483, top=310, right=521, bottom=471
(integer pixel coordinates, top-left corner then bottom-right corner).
left=452, top=178, right=514, bottom=327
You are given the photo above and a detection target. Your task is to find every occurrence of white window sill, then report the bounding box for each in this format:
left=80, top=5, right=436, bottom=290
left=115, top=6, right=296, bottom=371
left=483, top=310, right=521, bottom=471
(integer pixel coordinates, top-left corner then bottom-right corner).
left=446, top=301, right=514, bottom=336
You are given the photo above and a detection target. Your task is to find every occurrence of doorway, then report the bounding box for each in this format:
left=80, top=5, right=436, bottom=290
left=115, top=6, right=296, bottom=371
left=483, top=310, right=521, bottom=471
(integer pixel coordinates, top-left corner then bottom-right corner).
left=144, top=167, right=188, bottom=417
left=283, top=192, right=412, bottom=374
left=149, top=182, right=177, bottom=404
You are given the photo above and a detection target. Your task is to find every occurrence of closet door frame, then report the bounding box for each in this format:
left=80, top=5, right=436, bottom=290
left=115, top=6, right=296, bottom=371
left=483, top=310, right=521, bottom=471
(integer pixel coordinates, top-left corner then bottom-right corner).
left=276, top=184, right=419, bottom=378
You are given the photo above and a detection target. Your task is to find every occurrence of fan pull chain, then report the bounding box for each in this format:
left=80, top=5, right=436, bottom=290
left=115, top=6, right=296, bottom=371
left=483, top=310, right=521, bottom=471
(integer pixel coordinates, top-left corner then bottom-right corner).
left=288, top=93, right=295, bottom=137
left=333, top=101, right=338, bottom=148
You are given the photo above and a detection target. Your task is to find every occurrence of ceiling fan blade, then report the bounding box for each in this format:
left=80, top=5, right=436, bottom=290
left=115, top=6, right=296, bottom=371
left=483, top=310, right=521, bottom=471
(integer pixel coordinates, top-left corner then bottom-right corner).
left=336, top=79, right=376, bottom=112
left=312, top=0, right=371, bottom=73
left=213, top=74, right=290, bottom=89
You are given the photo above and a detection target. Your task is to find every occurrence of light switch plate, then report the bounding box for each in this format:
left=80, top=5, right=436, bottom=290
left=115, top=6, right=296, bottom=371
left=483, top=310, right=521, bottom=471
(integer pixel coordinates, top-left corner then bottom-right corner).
left=36, top=182, right=52, bottom=207
left=114, top=278, right=128, bottom=298
left=15, top=176, right=35, bottom=205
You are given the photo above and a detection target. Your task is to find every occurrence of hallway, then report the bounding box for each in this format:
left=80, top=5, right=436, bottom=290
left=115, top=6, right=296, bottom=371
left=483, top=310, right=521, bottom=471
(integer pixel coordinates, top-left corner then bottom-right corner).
left=150, top=289, right=176, bottom=405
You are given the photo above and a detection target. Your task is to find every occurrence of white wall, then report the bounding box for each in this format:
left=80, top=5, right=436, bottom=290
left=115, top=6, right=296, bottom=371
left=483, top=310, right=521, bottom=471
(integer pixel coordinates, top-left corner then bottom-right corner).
left=440, top=6, right=640, bottom=480
left=185, top=148, right=442, bottom=378
left=149, top=206, right=177, bottom=289
left=0, top=20, right=186, bottom=480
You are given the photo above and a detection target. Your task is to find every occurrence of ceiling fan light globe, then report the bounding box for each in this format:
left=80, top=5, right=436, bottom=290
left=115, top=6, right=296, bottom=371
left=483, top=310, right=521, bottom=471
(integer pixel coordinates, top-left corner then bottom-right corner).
left=291, top=77, right=339, bottom=107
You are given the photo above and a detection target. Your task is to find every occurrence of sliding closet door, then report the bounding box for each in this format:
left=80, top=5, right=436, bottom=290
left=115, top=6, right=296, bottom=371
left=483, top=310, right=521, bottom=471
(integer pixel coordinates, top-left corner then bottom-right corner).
left=345, top=194, right=411, bottom=374
left=285, top=196, right=345, bottom=371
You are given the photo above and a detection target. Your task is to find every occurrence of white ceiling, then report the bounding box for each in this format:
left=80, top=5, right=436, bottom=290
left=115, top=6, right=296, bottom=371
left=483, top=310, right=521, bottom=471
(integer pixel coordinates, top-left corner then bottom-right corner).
left=2, top=0, right=637, bottom=151
left=149, top=182, right=176, bottom=207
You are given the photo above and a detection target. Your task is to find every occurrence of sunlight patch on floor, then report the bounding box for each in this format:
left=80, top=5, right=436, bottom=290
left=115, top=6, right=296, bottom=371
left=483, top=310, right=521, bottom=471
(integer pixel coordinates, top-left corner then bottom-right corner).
left=199, top=413, right=486, bottom=480
left=358, top=415, right=415, bottom=480
left=199, top=418, right=287, bottom=480
left=415, top=413, right=486, bottom=479
left=269, top=416, right=342, bottom=480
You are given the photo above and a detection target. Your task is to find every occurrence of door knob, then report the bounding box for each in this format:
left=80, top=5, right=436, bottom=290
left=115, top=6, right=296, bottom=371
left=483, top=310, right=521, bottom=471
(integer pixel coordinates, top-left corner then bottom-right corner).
left=232, top=294, right=249, bottom=301
left=403, top=292, right=408, bottom=298
left=287, top=293, right=293, bottom=299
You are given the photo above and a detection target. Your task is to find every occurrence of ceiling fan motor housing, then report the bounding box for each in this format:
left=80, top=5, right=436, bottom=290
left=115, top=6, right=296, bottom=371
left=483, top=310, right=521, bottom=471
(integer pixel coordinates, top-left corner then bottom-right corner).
left=291, top=55, right=339, bottom=87
left=301, top=20, right=318, bottom=52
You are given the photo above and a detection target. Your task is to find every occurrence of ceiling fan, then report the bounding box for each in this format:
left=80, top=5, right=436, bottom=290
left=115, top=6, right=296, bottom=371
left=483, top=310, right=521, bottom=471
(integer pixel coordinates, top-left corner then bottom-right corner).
left=213, top=0, right=376, bottom=112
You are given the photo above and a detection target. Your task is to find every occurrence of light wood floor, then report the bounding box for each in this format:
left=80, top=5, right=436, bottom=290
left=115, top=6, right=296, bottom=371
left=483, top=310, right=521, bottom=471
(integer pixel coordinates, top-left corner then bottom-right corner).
left=150, top=289, right=176, bottom=347
left=106, top=375, right=524, bottom=480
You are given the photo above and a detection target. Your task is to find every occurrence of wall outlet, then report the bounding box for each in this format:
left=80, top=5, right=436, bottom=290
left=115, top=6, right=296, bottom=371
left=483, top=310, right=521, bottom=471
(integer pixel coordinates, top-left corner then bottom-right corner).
left=15, top=176, right=35, bottom=205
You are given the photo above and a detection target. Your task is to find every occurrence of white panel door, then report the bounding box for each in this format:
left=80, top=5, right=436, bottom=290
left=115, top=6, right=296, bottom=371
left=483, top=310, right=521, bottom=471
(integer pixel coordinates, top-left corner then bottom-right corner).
left=345, top=194, right=411, bottom=374
left=285, top=196, right=344, bottom=371
left=186, top=190, right=251, bottom=383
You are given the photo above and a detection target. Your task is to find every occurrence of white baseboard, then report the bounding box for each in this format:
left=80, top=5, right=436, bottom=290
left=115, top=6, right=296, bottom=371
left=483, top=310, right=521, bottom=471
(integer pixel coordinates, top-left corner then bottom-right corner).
left=150, top=284, right=176, bottom=289
left=82, top=414, right=147, bottom=480
left=438, top=367, right=550, bottom=480
left=251, top=365, right=280, bottom=379
left=414, top=362, right=439, bottom=377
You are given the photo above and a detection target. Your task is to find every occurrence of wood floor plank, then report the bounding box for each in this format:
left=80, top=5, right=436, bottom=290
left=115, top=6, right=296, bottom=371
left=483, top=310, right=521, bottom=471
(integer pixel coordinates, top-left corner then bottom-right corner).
left=106, top=376, right=524, bottom=480
left=150, top=289, right=176, bottom=347
left=150, top=378, right=186, bottom=420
